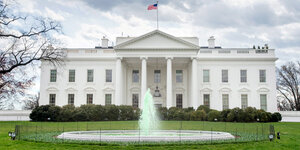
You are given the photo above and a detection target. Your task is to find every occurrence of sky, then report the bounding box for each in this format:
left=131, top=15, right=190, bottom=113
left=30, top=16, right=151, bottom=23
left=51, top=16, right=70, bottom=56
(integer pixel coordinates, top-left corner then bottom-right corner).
left=7, top=0, right=300, bottom=109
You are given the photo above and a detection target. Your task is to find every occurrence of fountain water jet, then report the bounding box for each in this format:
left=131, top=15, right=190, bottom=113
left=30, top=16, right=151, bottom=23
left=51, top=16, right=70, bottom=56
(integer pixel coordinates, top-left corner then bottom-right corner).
left=139, top=88, right=160, bottom=135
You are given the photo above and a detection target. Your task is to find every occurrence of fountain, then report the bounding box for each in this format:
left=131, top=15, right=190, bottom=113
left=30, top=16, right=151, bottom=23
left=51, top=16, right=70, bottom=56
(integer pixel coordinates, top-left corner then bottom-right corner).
left=139, top=88, right=159, bottom=135
left=57, top=89, right=235, bottom=142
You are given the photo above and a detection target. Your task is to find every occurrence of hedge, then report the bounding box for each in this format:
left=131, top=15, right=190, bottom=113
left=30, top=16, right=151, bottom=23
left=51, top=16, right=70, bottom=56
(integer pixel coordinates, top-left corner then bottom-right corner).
left=30, top=105, right=281, bottom=122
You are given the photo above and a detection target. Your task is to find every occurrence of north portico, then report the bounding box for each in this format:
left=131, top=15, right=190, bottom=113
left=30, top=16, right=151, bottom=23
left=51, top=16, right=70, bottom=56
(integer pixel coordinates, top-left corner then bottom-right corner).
left=114, top=30, right=200, bottom=109
left=39, top=30, right=278, bottom=112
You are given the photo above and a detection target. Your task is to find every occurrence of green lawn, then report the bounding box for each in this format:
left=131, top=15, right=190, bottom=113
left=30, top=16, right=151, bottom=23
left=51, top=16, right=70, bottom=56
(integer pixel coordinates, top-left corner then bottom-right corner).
left=0, top=121, right=299, bottom=149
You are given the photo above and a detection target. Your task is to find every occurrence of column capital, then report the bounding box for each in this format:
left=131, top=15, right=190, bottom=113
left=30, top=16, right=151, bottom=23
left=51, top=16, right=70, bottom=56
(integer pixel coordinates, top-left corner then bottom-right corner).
left=140, top=56, right=148, bottom=60
left=191, top=57, right=198, bottom=60
left=116, top=57, right=123, bottom=60
left=165, top=56, right=173, bottom=60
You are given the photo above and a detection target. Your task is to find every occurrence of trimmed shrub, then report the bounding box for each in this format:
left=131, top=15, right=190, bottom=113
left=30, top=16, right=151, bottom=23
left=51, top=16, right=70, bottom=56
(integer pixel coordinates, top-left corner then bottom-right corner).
left=167, top=107, right=180, bottom=120
left=58, top=105, right=76, bottom=122
left=119, top=105, right=135, bottom=120
left=157, top=107, right=168, bottom=120
left=30, top=105, right=61, bottom=121
left=104, top=105, right=120, bottom=121
left=197, top=105, right=211, bottom=113
left=207, top=110, right=221, bottom=121
left=191, top=109, right=206, bottom=121
left=220, top=109, right=230, bottom=122
left=271, top=112, right=282, bottom=122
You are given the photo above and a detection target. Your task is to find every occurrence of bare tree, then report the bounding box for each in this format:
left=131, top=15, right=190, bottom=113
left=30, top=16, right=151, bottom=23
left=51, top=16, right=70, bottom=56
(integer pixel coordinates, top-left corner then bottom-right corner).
left=23, top=92, right=39, bottom=110
left=0, top=1, right=65, bottom=106
left=277, top=61, right=300, bottom=111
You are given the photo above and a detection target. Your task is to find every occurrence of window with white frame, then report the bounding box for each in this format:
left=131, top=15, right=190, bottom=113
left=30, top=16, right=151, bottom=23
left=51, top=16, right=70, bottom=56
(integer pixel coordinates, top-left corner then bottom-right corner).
left=203, top=70, right=210, bottom=82
left=260, top=94, right=267, bottom=111
left=176, top=70, right=183, bottom=83
left=105, top=94, right=112, bottom=105
left=203, top=94, right=210, bottom=108
left=50, top=69, right=57, bottom=82
left=87, top=70, right=94, bottom=82
left=176, top=94, right=183, bottom=108
left=49, top=94, right=56, bottom=106
left=222, top=70, right=228, bottom=83
left=87, top=94, right=93, bottom=104
left=154, top=70, right=161, bottom=83
left=132, top=70, right=139, bottom=83
left=259, top=70, right=266, bottom=82
left=69, top=70, right=75, bottom=82
left=106, top=69, right=112, bottom=82
left=240, top=70, right=247, bottom=83
left=132, top=94, right=139, bottom=108
left=68, top=94, right=74, bottom=105
left=241, top=94, right=248, bottom=109
left=222, top=94, right=229, bottom=110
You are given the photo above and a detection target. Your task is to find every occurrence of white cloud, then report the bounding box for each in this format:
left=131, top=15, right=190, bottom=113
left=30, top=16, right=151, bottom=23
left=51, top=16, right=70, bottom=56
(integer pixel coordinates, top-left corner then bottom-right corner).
left=45, top=7, right=65, bottom=21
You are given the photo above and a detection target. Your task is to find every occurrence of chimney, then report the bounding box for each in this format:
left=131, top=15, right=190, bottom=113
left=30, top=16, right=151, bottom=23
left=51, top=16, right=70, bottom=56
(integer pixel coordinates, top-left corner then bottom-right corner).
left=101, top=36, right=109, bottom=48
left=208, top=36, right=215, bottom=48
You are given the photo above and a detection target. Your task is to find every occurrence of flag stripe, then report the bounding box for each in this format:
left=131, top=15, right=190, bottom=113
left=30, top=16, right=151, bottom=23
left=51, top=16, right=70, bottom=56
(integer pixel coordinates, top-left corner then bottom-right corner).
left=148, top=4, right=158, bottom=10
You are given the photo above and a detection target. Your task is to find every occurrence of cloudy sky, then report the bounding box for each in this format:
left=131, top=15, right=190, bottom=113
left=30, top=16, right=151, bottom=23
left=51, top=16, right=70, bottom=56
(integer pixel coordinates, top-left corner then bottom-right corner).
left=14, top=0, right=300, bottom=65
left=8, top=0, right=300, bottom=109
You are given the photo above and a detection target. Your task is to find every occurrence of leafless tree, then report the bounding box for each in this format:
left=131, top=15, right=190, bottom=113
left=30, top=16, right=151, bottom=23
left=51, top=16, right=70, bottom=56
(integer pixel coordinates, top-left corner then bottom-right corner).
left=23, top=92, right=39, bottom=110
left=277, top=61, right=300, bottom=111
left=0, top=1, right=65, bottom=107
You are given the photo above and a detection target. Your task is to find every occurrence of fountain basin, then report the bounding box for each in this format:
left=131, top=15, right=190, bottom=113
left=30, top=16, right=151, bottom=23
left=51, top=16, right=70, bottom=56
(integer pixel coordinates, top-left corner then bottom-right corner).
left=57, top=130, right=235, bottom=142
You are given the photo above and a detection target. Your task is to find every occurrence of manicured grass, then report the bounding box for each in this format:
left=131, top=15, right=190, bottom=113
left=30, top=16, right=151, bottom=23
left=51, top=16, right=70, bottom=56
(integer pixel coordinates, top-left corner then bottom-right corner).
left=0, top=121, right=299, bottom=149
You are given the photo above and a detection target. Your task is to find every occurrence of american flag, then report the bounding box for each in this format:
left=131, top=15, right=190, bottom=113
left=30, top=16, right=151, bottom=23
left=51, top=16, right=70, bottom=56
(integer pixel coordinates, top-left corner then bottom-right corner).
left=148, top=4, right=158, bottom=10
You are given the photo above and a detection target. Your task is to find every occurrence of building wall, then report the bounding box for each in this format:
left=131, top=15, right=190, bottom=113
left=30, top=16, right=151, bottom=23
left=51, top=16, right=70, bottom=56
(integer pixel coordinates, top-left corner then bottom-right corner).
left=197, top=60, right=277, bottom=112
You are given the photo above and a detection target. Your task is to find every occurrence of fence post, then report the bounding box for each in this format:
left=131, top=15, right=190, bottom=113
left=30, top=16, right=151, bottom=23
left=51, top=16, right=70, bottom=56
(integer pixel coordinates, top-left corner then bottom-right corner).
left=35, top=125, right=37, bottom=142
left=225, top=122, right=226, bottom=132
left=77, top=121, right=78, bottom=131
left=63, top=126, right=64, bottom=143
left=256, top=126, right=258, bottom=141
left=235, top=128, right=237, bottom=142
left=211, top=127, right=212, bottom=144
left=86, top=122, right=88, bottom=131
left=139, top=127, right=140, bottom=143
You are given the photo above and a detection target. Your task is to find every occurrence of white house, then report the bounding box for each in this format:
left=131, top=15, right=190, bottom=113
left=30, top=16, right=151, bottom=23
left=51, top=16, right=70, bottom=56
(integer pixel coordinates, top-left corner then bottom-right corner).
left=39, top=30, right=278, bottom=112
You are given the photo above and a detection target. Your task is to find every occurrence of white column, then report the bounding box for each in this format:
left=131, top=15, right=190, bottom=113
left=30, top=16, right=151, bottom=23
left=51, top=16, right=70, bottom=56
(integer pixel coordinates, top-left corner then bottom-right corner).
left=115, top=57, right=122, bottom=105
left=166, top=57, right=173, bottom=108
left=140, top=57, right=147, bottom=109
left=191, top=57, right=198, bottom=109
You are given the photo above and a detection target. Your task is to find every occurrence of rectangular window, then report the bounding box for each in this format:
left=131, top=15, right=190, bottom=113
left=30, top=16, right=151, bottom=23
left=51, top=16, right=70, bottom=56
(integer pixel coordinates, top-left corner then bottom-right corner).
left=203, top=94, right=210, bottom=108
left=176, top=70, right=183, bottom=83
left=68, top=94, right=74, bottom=105
left=203, top=70, right=210, bottom=82
left=105, top=94, right=112, bottom=105
left=87, top=70, right=94, bottom=82
left=69, top=69, right=75, bottom=82
left=176, top=94, right=183, bottom=108
left=49, top=94, right=56, bottom=106
left=241, top=94, right=248, bottom=109
left=222, top=94, right=229, bottom=110
left=132, top=70, right=139, bottom=83
left=240, top=70, right=247, bottom=83
left=87, top=94, right=93, bottom=104
left=106, top=69, right=112, bottom=82
left=132, top=94, right=139, bottom=108
left=260, top=94, right=267, bottom=111
left=222, top=70, right=228, bottom=83
left=259, top=70, right=266, bottom=82
left=154, top=70, right=161, bottom=83
left=50, top=69, right=57, bottom=82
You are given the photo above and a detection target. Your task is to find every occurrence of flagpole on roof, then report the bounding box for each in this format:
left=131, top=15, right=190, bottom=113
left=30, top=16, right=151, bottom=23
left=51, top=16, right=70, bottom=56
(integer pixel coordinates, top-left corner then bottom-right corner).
left=157, top=1, right=159, bottom=29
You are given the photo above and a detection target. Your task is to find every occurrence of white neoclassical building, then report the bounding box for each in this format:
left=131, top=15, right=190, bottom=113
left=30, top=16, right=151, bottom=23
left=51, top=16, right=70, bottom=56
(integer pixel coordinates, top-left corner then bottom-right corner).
left=39, top=30, right=278, bottom=112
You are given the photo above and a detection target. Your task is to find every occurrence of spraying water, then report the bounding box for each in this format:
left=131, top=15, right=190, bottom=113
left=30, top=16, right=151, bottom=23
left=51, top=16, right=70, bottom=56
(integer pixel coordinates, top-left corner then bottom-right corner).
left=139, top=88, right=160, bottom=135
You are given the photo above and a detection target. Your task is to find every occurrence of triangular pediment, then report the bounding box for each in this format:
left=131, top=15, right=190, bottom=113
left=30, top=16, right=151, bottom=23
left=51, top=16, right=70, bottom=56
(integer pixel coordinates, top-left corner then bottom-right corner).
left=115, top=30, right=199, bottom=50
